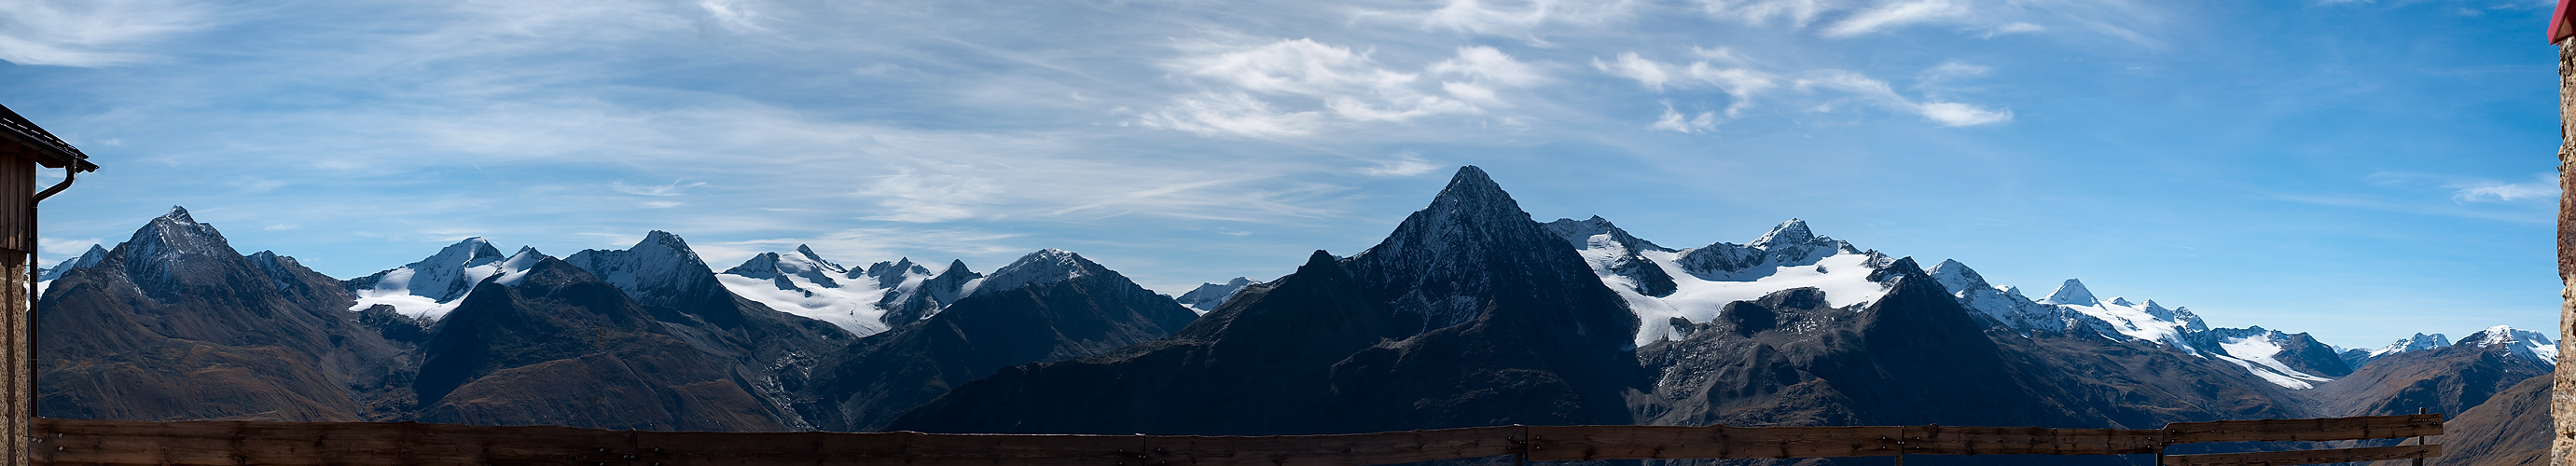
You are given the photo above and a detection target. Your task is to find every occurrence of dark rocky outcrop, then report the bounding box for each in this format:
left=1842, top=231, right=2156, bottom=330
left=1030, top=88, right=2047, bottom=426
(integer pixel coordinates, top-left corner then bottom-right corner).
left=36, top=207, right=409, bottom=421
left=889, top=166, right=1643, bottom=435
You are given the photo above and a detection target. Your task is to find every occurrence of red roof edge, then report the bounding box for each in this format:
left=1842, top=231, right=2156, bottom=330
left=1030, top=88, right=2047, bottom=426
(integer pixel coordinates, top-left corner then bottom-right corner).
left=2555, top=0, right=2576, bottom=43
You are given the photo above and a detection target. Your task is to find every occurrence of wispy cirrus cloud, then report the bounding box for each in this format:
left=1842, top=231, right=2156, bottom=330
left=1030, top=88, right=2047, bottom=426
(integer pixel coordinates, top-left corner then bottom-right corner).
left=0, top=0, right=212, bottom=66
left=1356, top=0, right=1638, bottom=43
left=1821, top=0, right=1965, bottom=37
left=1143, top=38, right=1546, bottom=138
left=1361, top=151, right=1440, bottom=176
left=2449, top=174, right=2560, bottom=203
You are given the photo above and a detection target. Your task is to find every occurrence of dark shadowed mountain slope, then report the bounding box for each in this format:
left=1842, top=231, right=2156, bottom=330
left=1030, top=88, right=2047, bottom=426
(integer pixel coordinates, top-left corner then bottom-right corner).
left=2311, top=328, right=2552, bottom=418
left=2401, top=373, right=2548, bottom=466
left=889, top=166, right=1642, bottom=435
left=801, top=249, right=1198, bottom=432
left=36, top=207, right=407, bottom=421
left=411, top=255, right=783, bottom=432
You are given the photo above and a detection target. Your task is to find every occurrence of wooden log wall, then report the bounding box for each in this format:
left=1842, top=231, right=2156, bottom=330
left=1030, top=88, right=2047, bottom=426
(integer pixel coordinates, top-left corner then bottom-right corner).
left=29, top=415, right=2440, bottom=466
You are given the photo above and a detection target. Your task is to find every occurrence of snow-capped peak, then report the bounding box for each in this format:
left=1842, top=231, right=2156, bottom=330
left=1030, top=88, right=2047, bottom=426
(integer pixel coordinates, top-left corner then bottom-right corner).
left=2370, top=333, right=2452, bottom=357
left=563, top=230, right=718, bottom=306
left=969, top=249, right=1095, bottom=296
left=126, top=205, right=236, bottom=263
left=347, top=238, right=533, bottom=320
left=39, top=244, right=109, bottom=281
left=1176, top=277, right=1259, bottom=314
left=1926, top=259, right=1983, bottom=291
left=794, top=244, right=844, bottom=273
left=1748, top=218, right=1816, bottom=250
left=2461, top=324, right=2551, bottom=347
left=715, top=245, right=892, bottom=336
left=2039, top=279, right=2098, bottom=307
left=2458, top=325, right=2558, bottom=364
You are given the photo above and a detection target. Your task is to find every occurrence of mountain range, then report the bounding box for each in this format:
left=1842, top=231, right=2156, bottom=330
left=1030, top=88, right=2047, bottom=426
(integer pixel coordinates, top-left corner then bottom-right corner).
left=30, top=167, right=2555, bottom=465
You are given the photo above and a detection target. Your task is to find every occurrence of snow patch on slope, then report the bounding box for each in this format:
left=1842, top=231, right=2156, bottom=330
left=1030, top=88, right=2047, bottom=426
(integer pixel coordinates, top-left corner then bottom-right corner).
left=715, top=245, right=896, bottom=336
left=2214, top=333, right=2333, bottom=390
left=1554, top=218, right=1894, bottom=346
left=348, top=238, right=525, bottom=320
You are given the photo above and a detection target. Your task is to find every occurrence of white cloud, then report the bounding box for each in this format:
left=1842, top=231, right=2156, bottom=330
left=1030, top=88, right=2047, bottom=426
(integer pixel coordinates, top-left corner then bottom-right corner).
left=1696, top=0, right=1829, bottom=28
left=1592, top=52, right=1671, bottom=90
left=1650, top=102, right=1718, bottom=133
left=1979, top=21, right=2045, bottom=38
left=2451, top=174, right=2560, bottom=202
left=699, top=0, right=774, bottom=34
left=1603, top=51, right=2040, bottom=132
left=1148, top=39, right=1535, bottom=137
left=1430, top=46, right=1546, bottom=87
left=1921, top=62, right=1990, bottom=80
left=265, top=224, right=299, bottom=231
left=1139, top=92, right=1328, bottom=137
left=612, top=179, right=709, bottom=196
left=1823, top=0, right=1965, bottom=37
left=0, top=0, right=210, bottom=66
left=1362, top=151, right=1440, bottom=176
left=1913, top=102, right=2013, bottom=126
left=1796, top=70, right=2011, bottom=126
left=1366, top=0, right=1637, bottom=42
left=641, top=200, right=684, bottom=209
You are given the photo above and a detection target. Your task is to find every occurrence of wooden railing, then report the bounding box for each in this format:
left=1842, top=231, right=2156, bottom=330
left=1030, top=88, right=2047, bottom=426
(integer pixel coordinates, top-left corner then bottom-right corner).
left=29, top=414, right=2441, bottom=466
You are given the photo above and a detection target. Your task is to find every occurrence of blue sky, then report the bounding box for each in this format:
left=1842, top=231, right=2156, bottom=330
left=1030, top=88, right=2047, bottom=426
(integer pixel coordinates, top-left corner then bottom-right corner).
left=0, top=0, right=2557, bottom=349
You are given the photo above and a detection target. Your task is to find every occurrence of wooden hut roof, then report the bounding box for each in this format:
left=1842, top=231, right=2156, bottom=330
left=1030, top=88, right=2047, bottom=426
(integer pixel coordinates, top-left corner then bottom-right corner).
left=0, top=103, right=99, bottom=172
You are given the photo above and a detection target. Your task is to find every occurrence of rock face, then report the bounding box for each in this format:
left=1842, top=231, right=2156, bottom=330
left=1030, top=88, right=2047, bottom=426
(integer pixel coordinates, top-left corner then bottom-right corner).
left=888, top=167, right=1646, bottom=434
left=802, top=249, right=1198, bottom=432
left=36, top=207, right=409, bottom=421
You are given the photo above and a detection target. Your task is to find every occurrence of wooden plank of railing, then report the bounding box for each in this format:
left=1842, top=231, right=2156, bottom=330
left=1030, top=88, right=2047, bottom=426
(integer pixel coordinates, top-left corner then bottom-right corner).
left=28, top=415, right=2445, bottom=466
left=1136, top=427, right=1518, bottom=465
left=2158, top=445, right=2442, bottom=466
left=1899, top=426, right=2166, bottom=456
left=2162, top=414, right=2442, bottom=444
left=1523, top=425, right=1904, bottom=460
left=33, top=419, right=1523, bottom=466
left=1520, top=425, right=2166, bottom=460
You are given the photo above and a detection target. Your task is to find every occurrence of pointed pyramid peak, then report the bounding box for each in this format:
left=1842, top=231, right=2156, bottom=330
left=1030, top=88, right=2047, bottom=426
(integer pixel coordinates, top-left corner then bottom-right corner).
left=157, top=205, right=197, bottom=224
left=944, top=258, right=972, bottom=274
left=1750, top=218, right=1816, bottom=248
left=2041, top=279, right=2098, bottom=307
left=641, top=230, right=687, bottom=247
left=1426, top=166, right=1519, bottom=212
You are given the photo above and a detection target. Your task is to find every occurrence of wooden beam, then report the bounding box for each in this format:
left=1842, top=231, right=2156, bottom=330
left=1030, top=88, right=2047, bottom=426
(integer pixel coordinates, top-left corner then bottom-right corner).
left=26, top=416, right=2457, bottom=466
left=2157, top=445, right=2439, bottom=466
left=2162, top=415, right=2440, bottom=444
